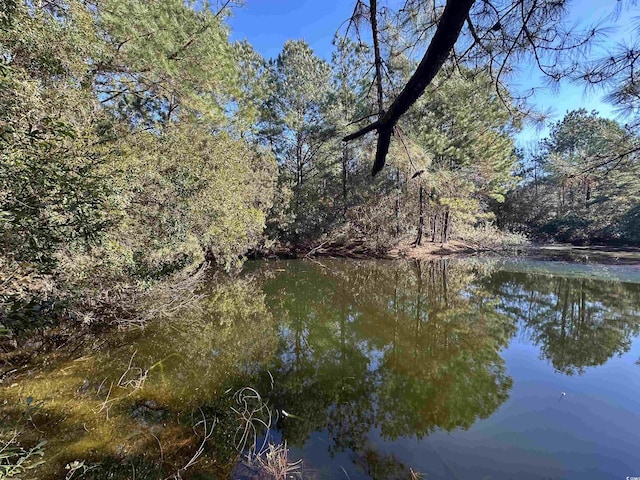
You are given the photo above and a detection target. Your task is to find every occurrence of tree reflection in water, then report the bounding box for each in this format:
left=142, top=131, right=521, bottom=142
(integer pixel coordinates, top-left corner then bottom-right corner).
left=254, top=258, right=640, bottom=472
left=255, top=259, right=515, bottom=461
left=4, top=258, right=640, bottom=478
left=482, top=266, right=640, bottom=374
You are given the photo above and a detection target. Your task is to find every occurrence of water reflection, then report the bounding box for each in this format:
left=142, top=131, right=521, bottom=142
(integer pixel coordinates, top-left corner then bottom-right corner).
left=251, top=259, right=640, bottom=477
left=483, top=266, right=640, bottom=374
left=0, top=277, right=279, bottom=479
left=255, top=260, right=514, bottom=455
left=2, top=258, right=640, bottom=479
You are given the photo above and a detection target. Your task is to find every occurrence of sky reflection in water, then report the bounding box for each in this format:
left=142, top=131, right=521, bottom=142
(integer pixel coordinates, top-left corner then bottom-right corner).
left=3, top=258, right=640, bottom=480
left=251, top=259, right=640, bottom=480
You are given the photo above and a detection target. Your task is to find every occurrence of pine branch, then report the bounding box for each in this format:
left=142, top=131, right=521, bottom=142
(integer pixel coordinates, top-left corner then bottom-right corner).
left=343, top=0, right=476, bottom=176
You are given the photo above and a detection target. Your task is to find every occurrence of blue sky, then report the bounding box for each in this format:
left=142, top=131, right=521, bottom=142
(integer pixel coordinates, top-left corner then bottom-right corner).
left=228, top=0, right=634, bottom=145
left=229, top=1, right=353, bottom=60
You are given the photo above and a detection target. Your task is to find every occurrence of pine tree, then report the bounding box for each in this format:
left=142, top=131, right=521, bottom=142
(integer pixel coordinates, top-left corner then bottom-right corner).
left=502, top=109, right=640, bottom=243
left=260, top=40, right=336, bottom=240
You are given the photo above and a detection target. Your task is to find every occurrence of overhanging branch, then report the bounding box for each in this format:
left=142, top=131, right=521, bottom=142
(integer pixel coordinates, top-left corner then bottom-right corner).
left=343, top=0, right=476, bottom=176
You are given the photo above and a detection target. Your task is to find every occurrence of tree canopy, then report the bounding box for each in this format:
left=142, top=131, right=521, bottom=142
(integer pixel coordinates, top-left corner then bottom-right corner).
left=342, top=0, right=638, bottom=175
left=2, top=0, right=640, bottom=336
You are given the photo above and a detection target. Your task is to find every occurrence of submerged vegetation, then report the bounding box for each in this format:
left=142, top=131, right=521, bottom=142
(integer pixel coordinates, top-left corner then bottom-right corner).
left=2, top=259, right=640, bottom=478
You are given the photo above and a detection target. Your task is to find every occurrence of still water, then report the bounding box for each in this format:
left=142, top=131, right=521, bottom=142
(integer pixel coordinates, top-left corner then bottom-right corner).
left=2, top=258, right=640, bottom=479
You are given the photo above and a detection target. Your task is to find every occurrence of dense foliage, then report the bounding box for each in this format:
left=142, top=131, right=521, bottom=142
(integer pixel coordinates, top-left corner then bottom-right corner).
left=258, top=34, right=523, bottom=250
left=0, top=0, right=276, bottom=330
left=2, top=0, right=640, bottom=335
left=499, top=109, right=640, bottom=244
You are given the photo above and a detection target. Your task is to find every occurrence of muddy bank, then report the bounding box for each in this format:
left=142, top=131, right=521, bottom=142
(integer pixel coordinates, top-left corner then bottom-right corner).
left=258, top=239, right=640, bottom=265
left=391, top=239, right=507, bottom=259
left=255, top=238, right=526, bottom=261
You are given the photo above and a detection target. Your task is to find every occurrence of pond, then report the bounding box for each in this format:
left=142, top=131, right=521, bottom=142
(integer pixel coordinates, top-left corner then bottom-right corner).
left=2, top=257, right=640, bottom=479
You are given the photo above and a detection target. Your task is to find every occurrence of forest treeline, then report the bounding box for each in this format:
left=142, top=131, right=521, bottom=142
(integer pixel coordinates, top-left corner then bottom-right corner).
left=1, top=0, right=639, bottom=330
left=500, top=109, right=640, bottom=244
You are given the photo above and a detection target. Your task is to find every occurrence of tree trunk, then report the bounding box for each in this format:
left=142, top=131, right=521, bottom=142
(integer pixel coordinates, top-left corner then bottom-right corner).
left=585, top=179, right=591, bottom=210
left=342, top=143, right=348, bottom=217
left=432, top=212, right=438, bottom=242
left=369, top=0, right=384, bottom=117
left=295, top=131, right=303, bottom=210
left=415, top=184, right=424, bottom=245
left=442, top=208, right=450, bottom=244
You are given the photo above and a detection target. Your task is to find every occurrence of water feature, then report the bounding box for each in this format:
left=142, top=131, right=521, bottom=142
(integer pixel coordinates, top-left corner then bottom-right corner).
left=2, top=257, right=640, bottom=479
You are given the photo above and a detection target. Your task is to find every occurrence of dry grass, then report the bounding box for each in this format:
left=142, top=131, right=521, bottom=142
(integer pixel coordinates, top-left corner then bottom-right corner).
left=96, top=350, right=149, bottom=419
left=231, top=386, right=308, bottom=480
left=455, top=224, right=529, bottom=252
left=253, top=442, right=302, bottom=480
left=168, top=408, right=216, bottom=480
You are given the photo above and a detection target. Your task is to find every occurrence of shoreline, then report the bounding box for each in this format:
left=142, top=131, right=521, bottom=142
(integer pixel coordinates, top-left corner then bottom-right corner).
left=256, top=240, right=640, bottom=265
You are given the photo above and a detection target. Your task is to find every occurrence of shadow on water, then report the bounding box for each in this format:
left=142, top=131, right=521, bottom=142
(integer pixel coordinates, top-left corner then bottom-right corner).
left=2, top=258, right=640, bottom=478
